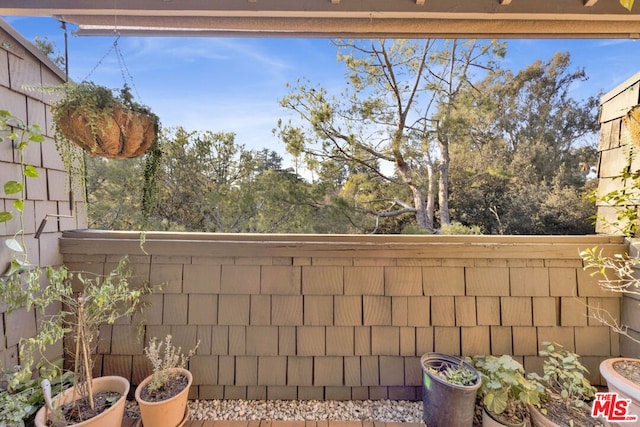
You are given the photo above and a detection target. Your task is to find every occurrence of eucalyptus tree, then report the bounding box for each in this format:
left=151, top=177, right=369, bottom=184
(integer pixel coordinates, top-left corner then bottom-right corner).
left=277, top=39, right=505, bottom=232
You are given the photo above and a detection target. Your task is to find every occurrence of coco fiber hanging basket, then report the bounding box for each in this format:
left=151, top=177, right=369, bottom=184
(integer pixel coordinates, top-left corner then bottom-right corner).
left=53, top=82, right=158, bottom=159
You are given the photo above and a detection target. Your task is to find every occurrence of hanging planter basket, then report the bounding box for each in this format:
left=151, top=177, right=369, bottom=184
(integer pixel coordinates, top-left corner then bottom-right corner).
left=53, top=82, right=159, bottom=159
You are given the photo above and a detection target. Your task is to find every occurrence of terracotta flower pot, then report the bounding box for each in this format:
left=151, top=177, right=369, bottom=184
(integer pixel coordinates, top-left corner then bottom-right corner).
left=135, top=368, right=192, bottom=427
left=482, top=406, right=526, bottom=427
left=600, top=357, right=640, bottom=426
left=34, top=375, right=130, bottom=427
left=528, top=402, right=611, bottom=427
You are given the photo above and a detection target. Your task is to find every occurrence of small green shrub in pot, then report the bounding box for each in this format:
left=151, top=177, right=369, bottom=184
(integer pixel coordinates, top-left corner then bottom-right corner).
left=526, top=342, right=607, bottom=427
left=471, top=354, right=541, bottom=426
left=143, top=335, right=199, bottom=395
left=135, top=335, right=200, bottom=427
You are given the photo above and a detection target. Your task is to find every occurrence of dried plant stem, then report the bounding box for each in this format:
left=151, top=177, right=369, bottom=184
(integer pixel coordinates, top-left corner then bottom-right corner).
left=78, top=298, right=95, bottom=410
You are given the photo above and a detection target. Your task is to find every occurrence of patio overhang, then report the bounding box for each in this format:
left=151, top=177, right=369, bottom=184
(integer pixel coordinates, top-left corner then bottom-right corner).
left=1, top=0, right=640, bottom=38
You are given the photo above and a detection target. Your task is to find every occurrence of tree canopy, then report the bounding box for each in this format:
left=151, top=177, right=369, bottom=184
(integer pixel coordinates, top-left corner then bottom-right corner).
left=86, top=40, right=599, bottom=235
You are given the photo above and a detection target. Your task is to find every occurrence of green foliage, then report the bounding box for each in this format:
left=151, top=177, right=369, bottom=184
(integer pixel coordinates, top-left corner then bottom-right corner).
left=33, top=35, right=65, bottom=69
left=471, top=355, right=541, bottom=416
left=620, top=0, right=635, bottom=11
left=588, top=148, right=640, bottom=237
left=527, top=342, right=596, bottom=410
left=581, top=246, right=640, bottom=294
left=427, top=362, right=478, bottom=386
left=448, top=52, right=598, bottom=234
left=87, top=126, right=345, bottom=233
left=439, top=221, right=482, bottom=235
left=0, top=365, right=73, bottom=427
left=0, top=110, right=44, bottom=238
left=143, top=335, right=198, bottom=393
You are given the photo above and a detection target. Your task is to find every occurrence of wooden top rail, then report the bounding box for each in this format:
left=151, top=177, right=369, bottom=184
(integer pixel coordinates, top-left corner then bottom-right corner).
left=60, top=230, right=626, bottom=260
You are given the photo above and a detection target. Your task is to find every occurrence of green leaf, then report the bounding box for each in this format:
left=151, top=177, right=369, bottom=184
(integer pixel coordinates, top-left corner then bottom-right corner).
left=5, top=238, right=24, bottom=253
left=13, top=199, right=23, bottom=212
left=4, top=180, right=23, bottom=195
left=0, top=211, right=12, bottom=222
left=24, top=165, right=38, bottom=178
left=620, top=0, right=634, bottom=11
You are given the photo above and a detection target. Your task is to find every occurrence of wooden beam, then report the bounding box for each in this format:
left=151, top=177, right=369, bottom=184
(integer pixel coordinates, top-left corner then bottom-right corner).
left=331, top=0, right=340, bottom=4
left=500, top=0, right=512, bottom=4
left=416, top=0, right=426, bottom=5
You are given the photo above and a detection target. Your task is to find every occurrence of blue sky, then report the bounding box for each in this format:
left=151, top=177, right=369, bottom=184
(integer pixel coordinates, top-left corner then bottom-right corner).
left=5, top=16, right=640, bottom=159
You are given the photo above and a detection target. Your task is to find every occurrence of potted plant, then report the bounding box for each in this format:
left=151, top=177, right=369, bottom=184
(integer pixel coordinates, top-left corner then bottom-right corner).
left=581, top=247, right=640, bottom=423
left=526, top=342, right=609, bottom=427
left=134, top=335, right=199, bottom=427
left=51, top=81, right=159, bottom=159
left=470, top=354, right=541, bottom=427
left=421, top=352, right=481, bottom=427
left=25, top=258, right=153, bottom=427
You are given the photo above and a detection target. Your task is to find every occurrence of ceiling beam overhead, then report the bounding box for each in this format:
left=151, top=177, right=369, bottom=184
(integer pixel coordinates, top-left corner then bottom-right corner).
left=1, top=0, right=638, bottom=38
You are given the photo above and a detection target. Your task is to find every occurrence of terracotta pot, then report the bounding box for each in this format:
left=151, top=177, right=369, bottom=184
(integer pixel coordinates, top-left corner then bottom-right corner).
left=34, top=375, right=130, bottom=427
left=600, top=357, right=640, bottom=427
left=528, top=402, right=611, bottom=427
left=135, top=368, right=192, bottom=427
left=56, top=105, right=156, bottom=159
left=482, top=406, right=526, bottom=427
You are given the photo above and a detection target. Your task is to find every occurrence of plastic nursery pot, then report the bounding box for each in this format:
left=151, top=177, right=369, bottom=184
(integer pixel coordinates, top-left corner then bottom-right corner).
left=482, top=406, right=526, bottom=427
left=420, top=352, right=481, bottom=427
left=34, top=375, right=130, bottom=427
left=600, top=357, right=640, bottom=427
left=135, top=367, right=192, bottom=427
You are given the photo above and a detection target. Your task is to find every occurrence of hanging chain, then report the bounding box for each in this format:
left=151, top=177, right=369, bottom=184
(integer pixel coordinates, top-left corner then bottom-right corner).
left=80, top=37, right=143, bottom=103
left=115, top=40, right=142, bottom=101
left=82, top=37, right=119, bottom=82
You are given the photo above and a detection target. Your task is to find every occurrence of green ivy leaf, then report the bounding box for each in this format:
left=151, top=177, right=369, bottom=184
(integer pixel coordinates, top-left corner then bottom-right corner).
left=4, top=180, right=23, bottom=195
left=620, top=0, right=634, bottom=11
left=13, top=199, right=23, bottom=212
left=0, top=211, right=12, bottom=222
left=5, top=238, right=24, bottom=253
left=24, top=165, right=38, bottom=178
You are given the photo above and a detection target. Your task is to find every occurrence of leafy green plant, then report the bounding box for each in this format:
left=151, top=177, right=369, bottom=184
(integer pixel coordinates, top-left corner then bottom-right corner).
left=471, top=354, right=541, bottom=420
left=143, top=335, right=199, bottom=393
left=427, top=362, right=478, bottom=386
left=0, top=364, right=73, bottom=427
left=528, top=342, right=596, bottom=412
left=0, top=109, right=44, bottom=265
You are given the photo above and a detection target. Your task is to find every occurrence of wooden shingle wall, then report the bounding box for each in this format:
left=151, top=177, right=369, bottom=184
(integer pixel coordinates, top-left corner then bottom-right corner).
left=597, top=72, right=640, bottom=357
left=61, top=231, right=625, bottom=400
left=597, top=71, right=640, bottom=234
left=0, top=21, right=86, bottom=373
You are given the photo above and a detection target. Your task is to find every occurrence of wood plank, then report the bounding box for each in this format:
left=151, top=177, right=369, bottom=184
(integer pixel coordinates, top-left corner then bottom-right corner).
left=60, top=231, right=626, bottom=260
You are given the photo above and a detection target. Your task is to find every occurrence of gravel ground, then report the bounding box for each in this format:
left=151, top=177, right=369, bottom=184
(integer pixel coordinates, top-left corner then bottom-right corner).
left=126, top=399, right=424, bottom=423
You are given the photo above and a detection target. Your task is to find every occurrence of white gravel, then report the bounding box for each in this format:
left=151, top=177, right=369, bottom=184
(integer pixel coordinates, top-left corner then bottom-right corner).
left=126, top=399, right=423, bottom=423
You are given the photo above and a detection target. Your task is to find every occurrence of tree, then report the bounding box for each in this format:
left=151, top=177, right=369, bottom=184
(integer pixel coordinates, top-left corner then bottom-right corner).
left=447, top=52, right=599, bottom=234
left=277, top=39, right=505, bottom=232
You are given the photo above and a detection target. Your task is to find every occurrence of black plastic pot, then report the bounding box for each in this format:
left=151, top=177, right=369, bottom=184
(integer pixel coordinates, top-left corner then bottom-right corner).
left=421, top=352, right=481, bottom=427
